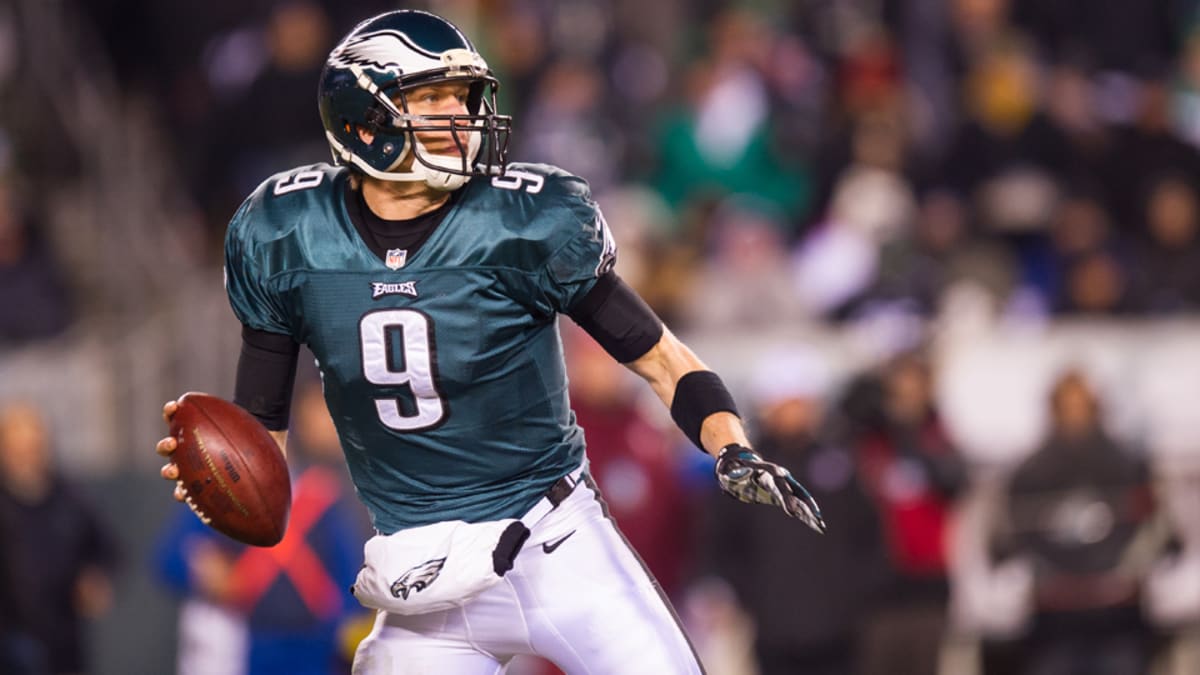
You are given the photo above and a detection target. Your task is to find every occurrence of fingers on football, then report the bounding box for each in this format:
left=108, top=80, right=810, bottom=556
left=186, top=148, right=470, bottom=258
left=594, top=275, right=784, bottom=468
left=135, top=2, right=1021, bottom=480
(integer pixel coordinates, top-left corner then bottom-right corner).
left=160, top=463, right=179, bottom=480
left=161, top=400, right=179, bottom=423
left=155, top=436, right=177, bottom=456
left=173, top=481, right=186, bottom=502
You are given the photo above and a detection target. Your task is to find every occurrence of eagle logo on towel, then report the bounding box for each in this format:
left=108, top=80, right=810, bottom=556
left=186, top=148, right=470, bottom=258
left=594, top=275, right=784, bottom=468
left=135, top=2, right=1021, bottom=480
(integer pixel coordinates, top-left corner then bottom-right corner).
left=391, top=557, right=447, bottom=600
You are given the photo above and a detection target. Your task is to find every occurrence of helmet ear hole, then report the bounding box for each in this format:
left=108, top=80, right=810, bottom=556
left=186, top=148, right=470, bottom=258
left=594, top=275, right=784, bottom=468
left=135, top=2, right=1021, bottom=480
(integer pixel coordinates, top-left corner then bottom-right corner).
left=364, top=105, right=388, bottom=133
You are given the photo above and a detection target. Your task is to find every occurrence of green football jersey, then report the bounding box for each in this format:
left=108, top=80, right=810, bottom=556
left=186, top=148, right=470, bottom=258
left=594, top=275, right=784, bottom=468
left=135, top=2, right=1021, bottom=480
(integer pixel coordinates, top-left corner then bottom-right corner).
left=224, top=162, right=617, bottom=534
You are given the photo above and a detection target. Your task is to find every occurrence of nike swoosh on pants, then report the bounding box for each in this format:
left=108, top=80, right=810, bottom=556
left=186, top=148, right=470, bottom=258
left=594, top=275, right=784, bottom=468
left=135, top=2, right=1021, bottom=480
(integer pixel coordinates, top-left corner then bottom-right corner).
left=542, top=530, right=576, bottom=554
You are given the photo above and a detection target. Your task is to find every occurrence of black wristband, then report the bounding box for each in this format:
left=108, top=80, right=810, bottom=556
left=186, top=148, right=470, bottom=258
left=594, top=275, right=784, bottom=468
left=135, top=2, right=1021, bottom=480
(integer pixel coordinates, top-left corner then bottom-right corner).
left=670, top=371, right=739, bottom=452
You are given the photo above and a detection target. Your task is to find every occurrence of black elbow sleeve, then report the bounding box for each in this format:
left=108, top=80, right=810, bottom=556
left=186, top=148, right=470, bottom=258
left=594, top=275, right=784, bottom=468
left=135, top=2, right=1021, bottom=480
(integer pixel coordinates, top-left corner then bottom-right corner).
left=234, top=326, right=301, bottom=430
left=567, top=273, right=664, bottom=363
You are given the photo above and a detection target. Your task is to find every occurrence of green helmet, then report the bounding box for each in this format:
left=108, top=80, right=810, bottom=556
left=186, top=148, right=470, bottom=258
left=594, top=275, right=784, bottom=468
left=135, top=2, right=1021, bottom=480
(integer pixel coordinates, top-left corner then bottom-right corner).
left=317, top=10, right=511, bottom=190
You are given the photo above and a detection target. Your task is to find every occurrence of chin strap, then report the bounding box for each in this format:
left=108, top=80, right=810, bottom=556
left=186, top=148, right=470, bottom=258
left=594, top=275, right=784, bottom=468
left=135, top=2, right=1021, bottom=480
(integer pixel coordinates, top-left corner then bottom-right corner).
left=402, top=135, right=482, bottom=191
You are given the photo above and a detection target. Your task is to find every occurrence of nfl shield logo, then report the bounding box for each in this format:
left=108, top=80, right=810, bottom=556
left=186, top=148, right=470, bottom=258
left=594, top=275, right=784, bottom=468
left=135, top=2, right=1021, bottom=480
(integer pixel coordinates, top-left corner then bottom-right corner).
left=385, top=248, right=408, bottom=270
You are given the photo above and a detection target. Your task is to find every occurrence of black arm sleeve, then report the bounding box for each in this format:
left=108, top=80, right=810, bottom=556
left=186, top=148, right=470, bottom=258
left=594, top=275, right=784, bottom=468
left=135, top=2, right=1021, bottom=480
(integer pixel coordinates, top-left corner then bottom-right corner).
left=567, top=272, right=664, bottom=363
left=234, top=325, right=301, bottom=431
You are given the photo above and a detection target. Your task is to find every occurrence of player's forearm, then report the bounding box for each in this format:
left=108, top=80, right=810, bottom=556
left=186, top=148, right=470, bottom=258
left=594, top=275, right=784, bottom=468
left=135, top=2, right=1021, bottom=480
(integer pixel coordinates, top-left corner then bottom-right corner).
left=697, top=411, right=750, bottom=458
left=627, top=329, right=749, bottom=457
left=626, top=327, right=696, bottom=404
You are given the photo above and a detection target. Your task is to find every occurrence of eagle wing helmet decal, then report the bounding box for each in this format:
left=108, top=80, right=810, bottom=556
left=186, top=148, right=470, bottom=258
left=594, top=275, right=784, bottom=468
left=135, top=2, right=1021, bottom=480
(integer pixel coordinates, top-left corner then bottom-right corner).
left=329, top=30, right=438, bottom=73
left=390, top=557, right=447, bottom=600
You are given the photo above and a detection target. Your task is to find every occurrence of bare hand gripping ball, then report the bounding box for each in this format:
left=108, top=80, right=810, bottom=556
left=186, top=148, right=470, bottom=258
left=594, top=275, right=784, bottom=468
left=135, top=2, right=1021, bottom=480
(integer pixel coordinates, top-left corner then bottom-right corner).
left=169, top=392, right=291, bottom=546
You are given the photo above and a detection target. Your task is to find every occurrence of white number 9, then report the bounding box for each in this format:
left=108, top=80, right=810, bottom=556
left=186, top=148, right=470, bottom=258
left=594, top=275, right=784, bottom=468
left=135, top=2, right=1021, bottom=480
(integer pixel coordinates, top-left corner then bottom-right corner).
left=491, top=170, right=544, bottom=194
left=360, top=310, right=446, bottom=431
left=273, top=169, right=325, bottom=195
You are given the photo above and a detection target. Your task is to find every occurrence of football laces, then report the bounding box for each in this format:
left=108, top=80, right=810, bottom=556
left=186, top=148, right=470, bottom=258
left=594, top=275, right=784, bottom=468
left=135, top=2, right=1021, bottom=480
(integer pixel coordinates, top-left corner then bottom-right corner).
left=177, top=480, right=212, bottom=525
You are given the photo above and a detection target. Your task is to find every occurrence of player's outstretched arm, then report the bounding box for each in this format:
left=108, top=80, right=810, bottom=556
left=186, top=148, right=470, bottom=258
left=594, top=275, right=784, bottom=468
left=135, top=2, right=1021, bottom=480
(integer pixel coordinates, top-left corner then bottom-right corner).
left=622, top=327, right=747, bottom=456
left=567, top=273, right=824, bottom=531
left=624, top=328, right=826, bottom=533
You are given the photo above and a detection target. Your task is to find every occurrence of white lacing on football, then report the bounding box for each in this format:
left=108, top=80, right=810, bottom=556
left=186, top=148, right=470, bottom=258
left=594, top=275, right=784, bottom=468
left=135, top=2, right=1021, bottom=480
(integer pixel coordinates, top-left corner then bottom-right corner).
left=177, top=480, right=212, bottom=525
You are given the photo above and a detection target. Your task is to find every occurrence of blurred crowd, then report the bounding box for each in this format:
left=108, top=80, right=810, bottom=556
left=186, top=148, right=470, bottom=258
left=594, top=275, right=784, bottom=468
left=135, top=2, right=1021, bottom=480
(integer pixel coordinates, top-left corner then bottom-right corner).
left=4, top=0, right=1200, bottom=341
left=3, top=0, right=1200, bottom=673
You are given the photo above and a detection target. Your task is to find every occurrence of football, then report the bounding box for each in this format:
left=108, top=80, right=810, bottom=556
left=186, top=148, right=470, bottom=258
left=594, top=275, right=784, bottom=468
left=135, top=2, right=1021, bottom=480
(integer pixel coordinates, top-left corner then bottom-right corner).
left=169, top=392, right=291, bottom=546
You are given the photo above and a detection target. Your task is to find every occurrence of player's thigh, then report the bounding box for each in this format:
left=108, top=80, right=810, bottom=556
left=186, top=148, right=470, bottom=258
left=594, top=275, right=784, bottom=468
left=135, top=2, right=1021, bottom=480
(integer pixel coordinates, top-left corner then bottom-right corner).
left=352, top=610, right=506, bottom=675
left=522, top=491, right=702, bottom=673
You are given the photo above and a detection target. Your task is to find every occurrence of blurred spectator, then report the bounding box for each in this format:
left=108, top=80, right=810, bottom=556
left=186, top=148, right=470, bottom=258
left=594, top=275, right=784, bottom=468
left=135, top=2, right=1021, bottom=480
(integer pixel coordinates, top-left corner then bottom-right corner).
left=808, top=25, right=907, bottom=220
left=794, top=100, right=918, bottom=320
left=196, top=1, right=334, bottom=240
left=942, top=34, right=1067, bottom=235
left=513, top=59, right=622, bottom=192
left=846, top=351, right=967, bottom=675
left=1126, top=174, right=1200, bottom=314
left=703, top=347, right=886, bottom=675
left=1012, top=190, right=1114, bottom=315
left=755, top=21, right=827, bottom=166
left=983, top=368, right=1171, bottom=675
left=472, top=1, right=565, bottom=127
left=153, top=511, right=249, bottom=675
left=1041, top=63, right=1113, bottom=198
left=0, top=176, right=73, bottom=346
left=1110, top=75, right=1200, bottom=230
left=947, top=0, right=1013, bottom=66
left=890, top=0, right=959, bottom=165
left=153, top=377, right=371, bottom=675
left=651, top=8, right=813, bottom=222
left=0, top=400, right=119, bottom=675
left=679, top=198, right=806, bottom=331
left=870, top=188, right=1016, bottom=317
left=1055, top=249, right=1131, bottom=316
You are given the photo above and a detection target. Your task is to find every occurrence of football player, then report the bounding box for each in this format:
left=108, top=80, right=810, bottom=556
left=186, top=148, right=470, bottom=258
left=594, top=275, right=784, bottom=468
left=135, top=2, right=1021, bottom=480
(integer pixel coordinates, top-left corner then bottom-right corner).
left=155, top=9, right=824, bottom=673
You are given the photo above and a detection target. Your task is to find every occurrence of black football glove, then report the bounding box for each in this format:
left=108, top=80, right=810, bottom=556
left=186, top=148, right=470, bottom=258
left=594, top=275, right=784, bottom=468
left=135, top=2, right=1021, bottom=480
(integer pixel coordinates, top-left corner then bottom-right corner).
left=715, top=444, right=827, bottom=534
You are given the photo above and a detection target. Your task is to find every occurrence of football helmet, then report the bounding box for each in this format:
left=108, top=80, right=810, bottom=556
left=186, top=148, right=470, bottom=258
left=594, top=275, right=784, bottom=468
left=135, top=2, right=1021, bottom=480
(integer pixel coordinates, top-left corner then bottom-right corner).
left=317, top=10, right=511, bottom=190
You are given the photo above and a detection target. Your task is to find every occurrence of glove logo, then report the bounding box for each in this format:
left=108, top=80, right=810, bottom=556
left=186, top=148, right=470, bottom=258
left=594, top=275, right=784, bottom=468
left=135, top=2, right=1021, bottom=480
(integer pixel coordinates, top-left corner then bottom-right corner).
left=390, top=557, right=446, bottom=600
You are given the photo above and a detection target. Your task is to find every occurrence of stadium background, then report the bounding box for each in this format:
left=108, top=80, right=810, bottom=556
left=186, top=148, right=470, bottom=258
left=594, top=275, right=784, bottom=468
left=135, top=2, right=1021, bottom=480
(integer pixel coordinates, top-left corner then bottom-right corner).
left=3, top=0, right=1200, bottom=673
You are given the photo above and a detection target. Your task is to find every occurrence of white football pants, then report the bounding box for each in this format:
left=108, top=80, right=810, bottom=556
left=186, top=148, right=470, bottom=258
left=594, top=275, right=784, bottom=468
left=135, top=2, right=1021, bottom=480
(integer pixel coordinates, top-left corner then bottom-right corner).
left=351, top=475, right=704, bottom=674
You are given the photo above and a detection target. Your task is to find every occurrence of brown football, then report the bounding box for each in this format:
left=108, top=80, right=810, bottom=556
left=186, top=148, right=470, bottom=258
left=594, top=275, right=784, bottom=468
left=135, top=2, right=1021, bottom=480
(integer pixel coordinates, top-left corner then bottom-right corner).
left=169, top=392, right=291, bottom=546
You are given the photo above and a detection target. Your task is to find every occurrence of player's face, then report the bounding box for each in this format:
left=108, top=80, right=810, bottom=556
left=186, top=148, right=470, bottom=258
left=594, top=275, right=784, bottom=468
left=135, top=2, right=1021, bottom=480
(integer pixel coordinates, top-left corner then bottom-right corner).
left=403, top=82, right=472, bottom=156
